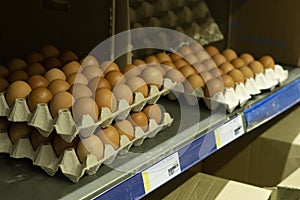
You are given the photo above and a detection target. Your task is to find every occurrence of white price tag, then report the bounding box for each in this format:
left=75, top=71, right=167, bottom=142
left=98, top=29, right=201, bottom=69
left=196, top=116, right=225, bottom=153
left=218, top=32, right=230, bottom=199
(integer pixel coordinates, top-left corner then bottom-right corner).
left=214, top=115, right=245, bottom=149
left=142, top=152, right=181, bottom=194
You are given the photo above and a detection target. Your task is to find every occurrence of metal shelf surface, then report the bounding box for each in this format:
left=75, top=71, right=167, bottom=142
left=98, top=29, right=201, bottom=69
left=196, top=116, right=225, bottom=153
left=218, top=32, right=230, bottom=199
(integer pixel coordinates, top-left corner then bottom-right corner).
left=0, top=67, right=299, bottom=200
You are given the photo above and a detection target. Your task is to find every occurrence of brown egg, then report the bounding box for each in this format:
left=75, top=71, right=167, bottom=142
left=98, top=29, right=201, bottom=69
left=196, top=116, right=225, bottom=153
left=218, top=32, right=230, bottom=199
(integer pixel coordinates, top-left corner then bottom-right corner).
left=140, top=67, right=164, bottom=89
left=210, top=67, right=223, bottom=77
left=95, top=88, right=117, bottom=112
left=143, top=104, right=162, bottom=124
left=26, top=63, right=46, bottom=76
left=180, top=65, right=196, bottom=78
left=7, top=70, right=29, bottom=82
left=184, top=74, right=204, bottom=93
left=5, top=81, right=32, bottom=106
left=189, top=42, right=202, bottom=53
left=126, top=77, right=149, bottom=97
left=145, top=55, right=160, bottom=64
left=231, top=58, right=246, bottom=69
left=30, top=129, right=54, bottom=150
left=170, top=53, right=182, bottom=62
left=175, top=59, right=190, bottom=69
left=62, top=61, right=81, bottom=76
left=133, top=59, right=146, bottom=66
left=222, top=49, right=238, bottom=61
left=40, top=45, right=60, bottom=58
left=25, top=51, right=44, bottom=64
left=192, top=62, right=206, bottom=73
left=240, top=53, right=255, bottom=65
left=151, top=64, right=166, bottom=76
left=76, top=134, right=104, bottom=163
left=69, top=83, right=92, bottom=99
left=28, top=86, right=53, bottom=111
left=228, top=69, right=245, bottom=83
left=201, top=59, right=217, bottom=71
left=59, top=50, right=78, bottom=64
left=221, top=74, right=235, bottom=88
left=0, top=78, right=9, bottom=92
left=80, top=55, right=99, bottom=69
left=240, top=66, right=254, bottom=78
left=7, top=58, right=27, bottom=71
left=122, top=64, right=141, bottom=79
left=259, top=55, right=275, bottom=69
left=113, top=84, right=133, bottom=105
left=72, top=97, right=99, bottom=123
left=212, top=54, right=227, bottom=66
left=53, top=135, right=79, bottom=156
left=9, top=122, right=32, bottom=144
left=195, top=50, right=211, bottom=63
left=49, top=91, right=74, bottom=117
left=42, top=57, right=62, bottom=70
left=44, top=68, right=66, bottom=83
left=185, top=54, right=199, bottom=65
left=28, top=75, right=49, bottom=89
left=249, top=61, right=265, bottom=74
left=114, top=120, right=134, bottom=141
left=88, top=77, right=111, bottom=92
left=178, top=45, right=193, bottom=57
left=104, top=70, right=126, bottom=89
left=0, top=117, right=9, bottom=131
left=0, top=65, right=9, bottom=78
left=205, top=45, right=219, bottom=57
left=204, top=78, right=225, bottom=97
left=66, top=72, right=89, bottom=85
left=128, top=111, right=148, bottom=132
left=165, top=69, right=185, bottom=83
left=48, top=79, right=70, bottom=95
left=95, top=125, right=120, bottom=150
left=156, top=52, right=172, bottom=63
left=82, top=66, right=103, bottom=80
left=161, top=61, right=176, bottom=71
left=219, top=62, right=235, bottom=74
left=200, top=71, right=214, bottom=82
left=100, top=61, right=119, bottom=74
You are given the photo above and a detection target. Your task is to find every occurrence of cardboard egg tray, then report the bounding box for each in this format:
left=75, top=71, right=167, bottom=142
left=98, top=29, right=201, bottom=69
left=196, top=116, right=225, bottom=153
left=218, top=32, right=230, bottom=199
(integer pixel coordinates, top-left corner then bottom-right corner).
left=0, top=112, right=173, bottom=183
left=0, top=79, right=175, bottom=142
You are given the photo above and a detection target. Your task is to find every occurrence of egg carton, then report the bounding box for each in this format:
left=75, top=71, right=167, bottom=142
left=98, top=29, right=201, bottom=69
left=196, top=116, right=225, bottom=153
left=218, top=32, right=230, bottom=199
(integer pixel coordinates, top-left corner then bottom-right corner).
left=0, top=112, right=173, bottom=183
left=0, top=79, right=174, bottom=142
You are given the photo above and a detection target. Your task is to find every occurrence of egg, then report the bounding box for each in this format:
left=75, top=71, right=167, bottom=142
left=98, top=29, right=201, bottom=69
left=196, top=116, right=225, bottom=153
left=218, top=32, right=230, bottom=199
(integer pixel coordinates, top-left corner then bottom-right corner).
left=201, top=59, right=217, bottom=71
left=7, top=70, right=29, bottom=82
left=212, top=54, right=227, bottom=66
left=7, top=58, right=27, bottom=71
left=113, top=120, right=134, bottom=141
left=175, top=59, right=190, bottom=69
left=180, top=65, right=196, bottom=78
left=128, top=111, right=148, bottom=132
left=200, top=71, right=214, bottom=82
left=53, top=134, right=79, bottom=156
left=28, top=86, right=53, bottom=111
left=30, top=129, right=54, bottom=150
left=195, top=50, right=211, bottom=62
left=231, top=58, right=246, bottom=69
left=95, top=88, right=117, bottom=112
left=72, top=97, right=99, bottom=123
left=48, top=79, right=70, bottom=95
left=104, top=70, right=126, bottom=89
left=170, top=53, right=182, bottom=61
left=95, top=125, right=120, bottom=150
left=205, top=45, right=219, bottom=57
left=82, top=66, right=103, bottom=80
left=5, top=81, right=32, bottom=106
left=222, top=49, right=237, bottom=61
left=49, top=91, right=74, bottom=117
left=240, top=53, right=255, bottom=65
left=156, top=52, right=172, bottom=63
left=221, top=74, right=235, bottom=88
left=59, top=50, right=78, bottom=64
left=28, top=75, right=49, bottom=89
left=0, top=78, right=9, bottom=92
left=204, top=78, right=225, bottom=97
left=165, top=69, right=185, bottom=83
left=9, top=122, right=32, bottom=144
left=161, top=61, right=176, bottom=71
left=122, top=64, right=141, bottom=79
left=126, top=77, right=149, bottom=97
left=185, top=54, right=199, bottom=65
left=66, top=72, right=89, bottom=86
left=80, top=55, right=99, bottom=69
left=178, top=45, right=193, bottom=56
left=69, top=83, right=93, bottom=99
left=100, top=61, right=120, bottom=74
left=113, top=84, right=133, bottom=105
left=133, top=59, right=146, bottom=66
left=44, top=68, right=66, bottom=83
left=143, top=104, right=162, bottom=124
left=62, top=61, right=81, bottom=76
left=219, top=62, right=234, bottom=74
left=249, top=61, right=265, bottom=74
left=26, top=63, right=46, bottom=76
left=228, top=69, right=245, bottom=83
left=42, top=57, right=62, bottom=70
left=145, top=55, right=160, bottom=64
left=0, top=65, right=9, bottom=78
left=210, top=67, right=223, bottom=77
left=192, top=62, right=206, bottom=73
left=88, top=77, right=111, bottom=92
left=151, top=64, right=166, bottom=76
left=189, top=41, right=202, bottom=53
left=240, top=66, right=254, bottom=78
left=25, top=51, right=44, bottom=64
left=184, top=74, right=204, bottom=93
left=259, top=55, right=275, bottom=69
left=0, top=117, right=9, bottom=131
left=140, top=67, right=164, bottom=89
left=40, top=45, right=60, bottom=58
left=76, top=134, right=104, bottom=163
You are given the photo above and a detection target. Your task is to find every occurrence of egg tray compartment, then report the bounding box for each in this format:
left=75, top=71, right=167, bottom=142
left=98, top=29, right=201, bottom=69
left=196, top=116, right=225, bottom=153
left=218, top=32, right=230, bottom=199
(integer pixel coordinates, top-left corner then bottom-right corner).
left=0, top=112, right=173, bottom=183
left=0, top=79, right=174, bottom=143
left=167, top=65, right=289, bottom=113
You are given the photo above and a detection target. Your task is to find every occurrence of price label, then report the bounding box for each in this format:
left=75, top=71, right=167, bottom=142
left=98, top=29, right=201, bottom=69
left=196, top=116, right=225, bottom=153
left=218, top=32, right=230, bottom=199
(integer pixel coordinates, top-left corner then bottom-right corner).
left=214, top=115, right=245, bottom=149
left=142, top=152, right=181, bottom=194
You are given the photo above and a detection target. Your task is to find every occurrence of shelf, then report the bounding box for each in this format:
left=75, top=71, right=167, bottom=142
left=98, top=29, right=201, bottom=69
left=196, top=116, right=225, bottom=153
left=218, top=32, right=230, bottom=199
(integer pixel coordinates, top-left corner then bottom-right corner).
left=0, top=67, right=299, bottom=200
